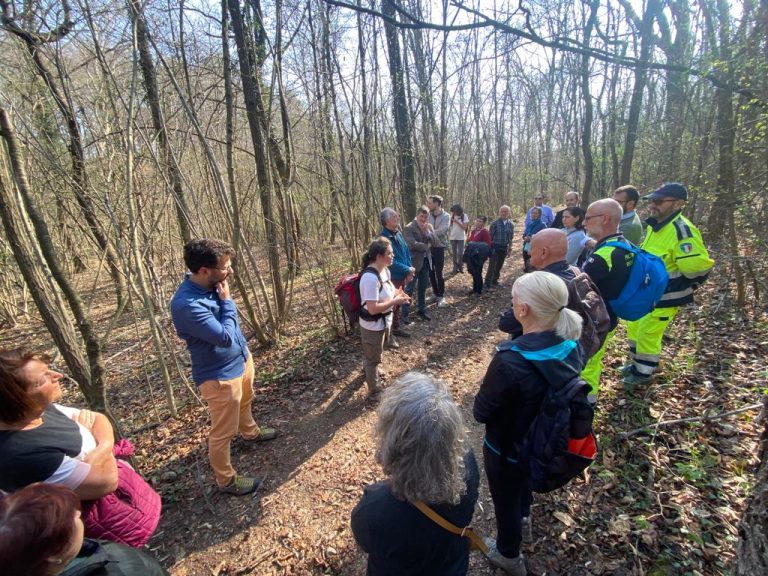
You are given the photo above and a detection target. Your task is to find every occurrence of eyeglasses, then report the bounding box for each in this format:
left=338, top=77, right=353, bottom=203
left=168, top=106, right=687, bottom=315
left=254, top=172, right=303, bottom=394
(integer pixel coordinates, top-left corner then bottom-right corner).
left=584, top=213, right=605, bottom=221
left=212, top=265, right=233, bottom=272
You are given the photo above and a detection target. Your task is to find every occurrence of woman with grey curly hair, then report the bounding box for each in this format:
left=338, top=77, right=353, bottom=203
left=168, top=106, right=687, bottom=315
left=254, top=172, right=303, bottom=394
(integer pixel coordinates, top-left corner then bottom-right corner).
left=351, top=372, right=479, bottom=575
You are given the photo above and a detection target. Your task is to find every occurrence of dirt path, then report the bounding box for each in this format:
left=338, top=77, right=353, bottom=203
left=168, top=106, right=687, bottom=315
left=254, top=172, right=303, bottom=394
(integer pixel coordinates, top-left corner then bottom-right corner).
left=143, top=250, right=761, bottom=576
left=4, top=249, right=759, bottom=575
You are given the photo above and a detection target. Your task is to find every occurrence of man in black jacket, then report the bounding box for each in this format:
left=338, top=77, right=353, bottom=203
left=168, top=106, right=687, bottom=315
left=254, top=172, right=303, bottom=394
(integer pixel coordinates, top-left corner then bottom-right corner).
left=498, top=229, right=575, bottom=337
left=551, top=191, right=580, bottom=229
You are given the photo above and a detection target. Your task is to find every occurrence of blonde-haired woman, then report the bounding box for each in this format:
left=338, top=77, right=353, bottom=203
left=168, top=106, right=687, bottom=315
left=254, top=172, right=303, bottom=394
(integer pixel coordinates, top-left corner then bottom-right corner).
left=474, top=272, right=583, bottom=576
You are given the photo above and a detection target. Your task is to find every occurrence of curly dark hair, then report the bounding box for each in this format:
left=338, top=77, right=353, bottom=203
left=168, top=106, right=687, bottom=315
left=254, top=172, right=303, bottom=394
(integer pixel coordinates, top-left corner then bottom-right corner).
left=362, top=237, right=392, bottom=268
left=183, top=238, right=235, bottom=273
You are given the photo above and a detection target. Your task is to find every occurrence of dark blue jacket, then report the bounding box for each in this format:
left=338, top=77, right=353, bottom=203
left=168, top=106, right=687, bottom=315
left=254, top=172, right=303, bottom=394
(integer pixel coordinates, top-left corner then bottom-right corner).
left=523, top=219, right=547, bottom=239
left=474, top=331, right=582, bottom=462
left=170, top=276, right=249, bottom=385
left=380, top=227, right=412, bottom=281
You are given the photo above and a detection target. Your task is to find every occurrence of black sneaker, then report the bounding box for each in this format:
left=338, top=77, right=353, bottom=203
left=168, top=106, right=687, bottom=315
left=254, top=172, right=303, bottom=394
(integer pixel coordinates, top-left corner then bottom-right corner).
left=392, top=328, right=411, bottom=338
left=417, top=310, right=431, bottom=321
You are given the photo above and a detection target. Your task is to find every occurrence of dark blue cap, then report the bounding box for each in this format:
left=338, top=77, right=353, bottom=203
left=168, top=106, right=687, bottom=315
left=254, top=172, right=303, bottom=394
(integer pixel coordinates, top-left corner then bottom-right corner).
left=642, top=182, right=687, bottom=201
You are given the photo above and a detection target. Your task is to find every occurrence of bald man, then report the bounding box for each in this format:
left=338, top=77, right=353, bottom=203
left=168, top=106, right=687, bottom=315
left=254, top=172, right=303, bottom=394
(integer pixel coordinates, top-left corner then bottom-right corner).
left=580, top=199, right=632, bottom=396
left=499, top=228, right=610, bottom=377
left=499, top=229, right=576, bottom=337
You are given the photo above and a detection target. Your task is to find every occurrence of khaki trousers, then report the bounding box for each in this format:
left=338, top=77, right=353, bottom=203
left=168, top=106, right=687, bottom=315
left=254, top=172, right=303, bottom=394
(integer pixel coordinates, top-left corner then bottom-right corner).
left=199, top=354, right=261, bottom=487
left=360, top=325, right=387, bottom=391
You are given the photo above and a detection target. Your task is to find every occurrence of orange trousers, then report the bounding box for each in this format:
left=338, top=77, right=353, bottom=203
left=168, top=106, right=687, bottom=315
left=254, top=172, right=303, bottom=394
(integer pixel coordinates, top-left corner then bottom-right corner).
left=199, top=354, right=261, bottom=487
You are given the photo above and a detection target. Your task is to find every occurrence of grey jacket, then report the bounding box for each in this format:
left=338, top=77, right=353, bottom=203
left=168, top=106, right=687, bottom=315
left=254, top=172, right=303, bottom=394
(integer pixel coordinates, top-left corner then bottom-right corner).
left=403, top=220, right=433, bottom=273
left=428, top=210, right=451, bottom=248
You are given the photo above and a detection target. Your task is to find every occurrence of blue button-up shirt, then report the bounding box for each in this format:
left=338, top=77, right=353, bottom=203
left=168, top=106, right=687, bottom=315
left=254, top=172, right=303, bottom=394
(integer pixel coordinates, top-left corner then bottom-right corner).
left=170, top=276, right=249, bottom=385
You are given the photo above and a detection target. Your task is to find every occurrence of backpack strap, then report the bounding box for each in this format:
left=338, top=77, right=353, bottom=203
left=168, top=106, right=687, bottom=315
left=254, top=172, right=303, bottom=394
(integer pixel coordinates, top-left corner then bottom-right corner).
left=361, top=266, right=383, bottom=290
left=359, top=267, right=390, bottom=320
left=603, top=240, right=638, bottom=253
left=411, top=501, right=489, bottom=554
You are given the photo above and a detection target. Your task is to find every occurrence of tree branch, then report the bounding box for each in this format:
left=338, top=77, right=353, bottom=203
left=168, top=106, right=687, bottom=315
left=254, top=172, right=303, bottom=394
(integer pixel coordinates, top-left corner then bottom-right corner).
left=620, top=402, right=764, bottom=439
left=323, top=0, right=768, bottom=109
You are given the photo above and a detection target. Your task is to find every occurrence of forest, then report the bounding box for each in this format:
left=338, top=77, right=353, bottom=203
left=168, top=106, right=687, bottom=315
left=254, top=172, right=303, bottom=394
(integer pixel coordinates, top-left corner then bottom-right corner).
left=0, top=0, right=767, bottom=574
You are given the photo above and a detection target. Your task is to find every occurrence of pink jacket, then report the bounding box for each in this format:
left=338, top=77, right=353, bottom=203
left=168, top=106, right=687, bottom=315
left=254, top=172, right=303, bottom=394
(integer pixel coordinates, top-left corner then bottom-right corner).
left=82, top=440, right=161, bottom=548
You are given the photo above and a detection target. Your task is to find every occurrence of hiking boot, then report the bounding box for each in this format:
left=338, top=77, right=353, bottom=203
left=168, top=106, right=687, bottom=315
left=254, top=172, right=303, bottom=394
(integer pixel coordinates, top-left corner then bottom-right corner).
left=521, top=516, right=533, bottom=544
left=619, top=363, right=634, bottom=376
left=417, top=310, right=431, bottom=321
left=386, top=335, right=400, bottom=349
left=483, top=538, right=526, bottom=576
left=392, top=328, right=411, bottom=338
left=437, top=297, right=448, bottom=307
left=243, top=428, right=278, bottom=442
left=219, top=475, right=260, bottom=496
left=622, top=369, right=654, bottom=391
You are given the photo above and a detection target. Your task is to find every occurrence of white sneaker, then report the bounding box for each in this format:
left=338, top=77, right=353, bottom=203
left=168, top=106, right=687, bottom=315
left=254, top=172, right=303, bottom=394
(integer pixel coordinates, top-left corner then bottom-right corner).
left=437, top=297, right=448, bottom=307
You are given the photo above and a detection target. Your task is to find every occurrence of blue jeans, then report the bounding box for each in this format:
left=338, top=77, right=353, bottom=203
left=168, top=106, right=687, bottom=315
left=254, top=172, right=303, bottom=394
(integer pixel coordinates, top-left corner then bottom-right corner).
left=402, top=263, right=430, bottom=320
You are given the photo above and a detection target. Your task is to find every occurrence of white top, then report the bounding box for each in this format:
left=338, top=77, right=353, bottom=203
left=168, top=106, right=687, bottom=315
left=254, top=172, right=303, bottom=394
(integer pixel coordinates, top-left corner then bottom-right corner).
left=448, top=214, right=470, bottom=241
left=359, top=268, right=396, bottom=331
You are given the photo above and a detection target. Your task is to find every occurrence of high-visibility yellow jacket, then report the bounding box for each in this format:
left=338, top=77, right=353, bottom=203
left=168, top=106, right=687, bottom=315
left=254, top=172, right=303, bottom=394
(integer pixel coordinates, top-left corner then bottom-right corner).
left=641, top=211, right=714, bottom=308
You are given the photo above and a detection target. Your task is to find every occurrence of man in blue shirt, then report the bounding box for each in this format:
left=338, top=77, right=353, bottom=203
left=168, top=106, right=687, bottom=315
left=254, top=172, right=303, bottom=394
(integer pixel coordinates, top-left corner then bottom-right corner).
left=524, top=194, right=554, bottom=228
left=171, top=239, right=277, bottom=496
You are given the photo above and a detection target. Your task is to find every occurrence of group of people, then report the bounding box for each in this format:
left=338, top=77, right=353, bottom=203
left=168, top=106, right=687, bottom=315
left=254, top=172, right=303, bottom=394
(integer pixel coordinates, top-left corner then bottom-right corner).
left=352, top=182, right=713, bottom=575
left=0, top=181, right=713, bottom=576
left=0, top=350, right=166, bottom=574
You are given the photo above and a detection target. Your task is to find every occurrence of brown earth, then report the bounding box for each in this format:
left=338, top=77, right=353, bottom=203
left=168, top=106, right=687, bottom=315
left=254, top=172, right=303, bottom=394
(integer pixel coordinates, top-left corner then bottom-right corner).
left=4, top=248, right=764, bottom=576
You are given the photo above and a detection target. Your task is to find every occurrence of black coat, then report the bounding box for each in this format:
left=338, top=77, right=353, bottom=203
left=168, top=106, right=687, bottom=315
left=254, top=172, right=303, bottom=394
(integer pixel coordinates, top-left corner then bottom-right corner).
left=351, top=450, right=480, bottom=576
left=61, top=539, right=168, bottom=576
left=474, top=332, right=582, bottom=461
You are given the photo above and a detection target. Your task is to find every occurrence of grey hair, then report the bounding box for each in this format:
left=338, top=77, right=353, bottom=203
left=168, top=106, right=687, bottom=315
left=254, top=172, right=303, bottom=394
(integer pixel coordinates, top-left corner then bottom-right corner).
left=512, top=271, right=583, bottom=341
left=379, top=207, right=398, bottom=226
left=375, top=372, right=467, bottom=505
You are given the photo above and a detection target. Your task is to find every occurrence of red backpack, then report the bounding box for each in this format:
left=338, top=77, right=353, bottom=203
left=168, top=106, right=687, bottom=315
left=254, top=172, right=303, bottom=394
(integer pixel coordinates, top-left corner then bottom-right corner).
left=334, top=267, right=384, bottom=325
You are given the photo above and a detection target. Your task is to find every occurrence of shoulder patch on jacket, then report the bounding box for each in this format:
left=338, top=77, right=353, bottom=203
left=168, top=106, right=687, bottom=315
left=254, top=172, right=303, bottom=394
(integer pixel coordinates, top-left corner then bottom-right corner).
left=673, top=217, right=692, bottom=241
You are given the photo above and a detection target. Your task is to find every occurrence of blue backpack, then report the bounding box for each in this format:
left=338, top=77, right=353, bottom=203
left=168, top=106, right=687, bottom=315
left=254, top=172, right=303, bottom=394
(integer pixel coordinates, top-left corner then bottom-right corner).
left=520, top=372, right=597, bottom=493
left=603, top=241, right=669, bottom=321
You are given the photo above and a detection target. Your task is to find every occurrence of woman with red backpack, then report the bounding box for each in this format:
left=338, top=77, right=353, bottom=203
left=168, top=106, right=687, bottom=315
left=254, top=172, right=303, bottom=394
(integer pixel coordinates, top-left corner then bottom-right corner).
left=358, top=238, right=411, bottom=394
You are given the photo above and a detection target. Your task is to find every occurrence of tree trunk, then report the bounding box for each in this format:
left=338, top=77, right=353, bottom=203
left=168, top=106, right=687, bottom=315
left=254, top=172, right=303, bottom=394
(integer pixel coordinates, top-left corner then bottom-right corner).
left=704, top=0, right=736, bottom=238
left=382, top=0, right=417, bottom=220
left=735, top=395, right=768, bottom=574
left=227, top=0, right=286, bottom=320
left=619, top=0, right=660, bottom=185
left=126, top=0, right=193, bottom=245
left=580, top=1, right=599, bottom=204
left=0, top=106, right=116, bottom=426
